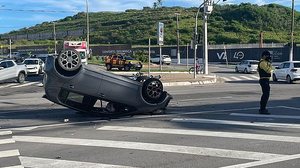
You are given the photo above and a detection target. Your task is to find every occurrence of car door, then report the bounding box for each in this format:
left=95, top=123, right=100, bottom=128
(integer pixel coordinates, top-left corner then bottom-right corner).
left=275, top=63, right=284, bottom=79
left=6, top=61, right=17, bottom=79
left=238, top=61, right=245, bottom=71
left=0, top=61, right=9, bottom=81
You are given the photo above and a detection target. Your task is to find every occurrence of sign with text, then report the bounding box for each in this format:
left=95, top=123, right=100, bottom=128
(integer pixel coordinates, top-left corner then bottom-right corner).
left=157, top=22, right=164, bottom=45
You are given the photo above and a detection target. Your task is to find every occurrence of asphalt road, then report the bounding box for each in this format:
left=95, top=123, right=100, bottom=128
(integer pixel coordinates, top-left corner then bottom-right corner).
left=0, top=65, right=300, bottom=168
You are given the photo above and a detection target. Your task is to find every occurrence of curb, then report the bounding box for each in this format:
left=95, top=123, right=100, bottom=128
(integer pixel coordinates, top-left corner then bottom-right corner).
left=162, top=77, right=217, bottom=86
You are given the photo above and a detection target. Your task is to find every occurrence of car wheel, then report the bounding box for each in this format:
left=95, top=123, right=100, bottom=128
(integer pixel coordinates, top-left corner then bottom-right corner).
left=287, top=75, right=293, bottom=84
left=244, top=68, right=248, bottom=74
left=38, top=68, right=43, bottom=74
left=272, top=74, right=278, bottom=82
left=58, top=50, right=81, bottom=71
left=17, top=72, right=25, bottom=83
left=106, top=64, right=112, bottom=71
left=124, top=65, right=130, bottom=71
left=235, top=67, right=238, bottom=72
left=142, top=78, right=164, bottom=104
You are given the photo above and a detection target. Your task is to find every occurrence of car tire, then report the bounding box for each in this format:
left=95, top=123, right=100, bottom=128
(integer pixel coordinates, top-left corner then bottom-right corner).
left=272, top=74, right=278, bottom=82
left=124, top=65, right=130, bottom=71
left=287, top=75, right=293, bottom=84
left=17, top=72, right=25, bottom=83
left=244, top=68, right=248, bottom=74
left=118, top=67, right=123, bottom=71
left=106, top=64, right=112, bottom=71
left=142, top=78, right=164, bottom=104
left=58, top=50, right=81, bottom=72
left=235, top=67, right=238, bottom=72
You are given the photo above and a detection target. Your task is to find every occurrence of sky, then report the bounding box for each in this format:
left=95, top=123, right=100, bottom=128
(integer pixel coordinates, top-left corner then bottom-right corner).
left=0, top=0, right=299, bottom=34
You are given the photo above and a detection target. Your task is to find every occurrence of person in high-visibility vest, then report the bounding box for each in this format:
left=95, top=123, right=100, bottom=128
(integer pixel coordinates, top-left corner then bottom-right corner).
left=257, top=50, right=273, bottom=115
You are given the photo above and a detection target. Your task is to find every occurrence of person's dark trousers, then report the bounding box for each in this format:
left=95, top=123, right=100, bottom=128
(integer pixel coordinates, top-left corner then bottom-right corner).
left=259, top=78, right=270, bottom=111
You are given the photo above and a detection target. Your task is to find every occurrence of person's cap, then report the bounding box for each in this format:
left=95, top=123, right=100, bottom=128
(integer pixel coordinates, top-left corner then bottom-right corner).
left=261, top=50, right=271, bottom=57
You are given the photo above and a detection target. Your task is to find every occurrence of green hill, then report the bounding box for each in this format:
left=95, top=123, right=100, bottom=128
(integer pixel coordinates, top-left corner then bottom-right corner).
left=1, top=3, right=299, bottom=46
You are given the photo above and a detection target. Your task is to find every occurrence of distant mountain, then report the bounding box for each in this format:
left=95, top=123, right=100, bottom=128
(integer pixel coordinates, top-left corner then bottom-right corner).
left=1, top=3, right=299, bottom=45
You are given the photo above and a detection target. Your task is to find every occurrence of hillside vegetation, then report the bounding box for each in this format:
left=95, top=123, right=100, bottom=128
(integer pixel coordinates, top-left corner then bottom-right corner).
left=2, top=3, right=300, bottom=46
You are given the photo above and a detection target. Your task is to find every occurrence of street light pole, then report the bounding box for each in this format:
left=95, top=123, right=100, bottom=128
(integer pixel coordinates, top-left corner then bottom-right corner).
left=53, top=22, right=57, bottom=55
left=86, top=0, right=90, bottom=62
left=289, top=0, right=295, bottom=61
left=175, top=13, right=181, bottom=64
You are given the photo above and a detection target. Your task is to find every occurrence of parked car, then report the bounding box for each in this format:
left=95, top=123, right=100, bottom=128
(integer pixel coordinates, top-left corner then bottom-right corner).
left=104, top=54, right=142, bottom=71
left=43, top=49, right=172, bottom=115
left=272, top=61, right=300, bottom=83
left=23, top=58, right=45, bottom=75
left=150, top=55, right=172, bottom=65
left=0, top=59, right=27, bottom=83
left=7, top=52, right=31, bottom=63
left=235, top=60, right=259, bottom=73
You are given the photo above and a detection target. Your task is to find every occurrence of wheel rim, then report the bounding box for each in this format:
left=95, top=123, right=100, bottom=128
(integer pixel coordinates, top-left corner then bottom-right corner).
left=59, top=50, right=80, bottom=71
left=287, top=76, right=291, bottom=83
left=19, top=73, right=25, bottom=82
left=146, top=80, right=163, bottom=99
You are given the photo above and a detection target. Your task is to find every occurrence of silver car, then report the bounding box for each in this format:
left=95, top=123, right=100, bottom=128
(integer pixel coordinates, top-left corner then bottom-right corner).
left=235, top=60, right=259, bottom=73
left=272, top=61, right=300, bottom=83
left=43, top=50, right=172, bottom=115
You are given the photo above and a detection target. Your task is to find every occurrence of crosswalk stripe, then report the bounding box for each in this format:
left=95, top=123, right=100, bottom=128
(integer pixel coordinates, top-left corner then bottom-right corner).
left=230, top=76, right=242, bottom=81
left=250, top=75, right=259, bottom=79
left=240, top=76, right=253, bottom=80
left=97, top=126, right=300, bottom=143
left=0, top=131, right=12, bottom=136
left=1, top=165, right=24, bottom=168
left=221, top=77, right=231, bottom=81
left=230, top=113, right=300, bottom=120
left=220, top=153, right=300, bottom=168
left=19, top=156, right=137, bottom=168
left=0, top=139, right=15, bottom=145
left=0, top=150, right=20, bottom=158
left=171, top=118, right=300, bottom=129
left=0, top=83, right=18, bottom=89
left=11, top=82, right=40, bottom=88
left=13, top=136, right=286, bottom=160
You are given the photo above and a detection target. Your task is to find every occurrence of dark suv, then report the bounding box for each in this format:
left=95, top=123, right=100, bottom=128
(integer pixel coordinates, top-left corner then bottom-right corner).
left=43, top=50, right=172, bottom=115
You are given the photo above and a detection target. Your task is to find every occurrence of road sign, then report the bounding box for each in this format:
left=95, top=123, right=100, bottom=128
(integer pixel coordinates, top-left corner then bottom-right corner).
left=157, top=22, right=164, bottom=46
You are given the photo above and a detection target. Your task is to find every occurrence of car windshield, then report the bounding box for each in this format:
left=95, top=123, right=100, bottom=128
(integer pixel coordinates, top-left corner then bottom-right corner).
left=24, top=60, right=38, bottom=65
left=294, top=63, right=300, bottom=68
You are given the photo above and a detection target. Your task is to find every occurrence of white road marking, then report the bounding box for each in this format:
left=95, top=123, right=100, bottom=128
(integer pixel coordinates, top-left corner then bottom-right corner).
left=13, top=136, right=286, bottom=160
left=0, top=139, right=15, bottom=145
left=11, top=82, right=40, bottom=88
left=171, top=118, right=300, bottom=129
left=19, top=156, right=137, bottom=168
left=250, top=75, right=259, bottom=79
left=221, top=77, right=231, bottom=81
left=0, top=150, right=20, bottom=158
left=230, top=113, right=300, bottom=120
left=0, top=131, right=12, bottom=136
left=0, top=83, right=19, bottom=89
left=230, top=76, right=242, bottom=81
left=279, top=106, right=300, bottom=111
left=220, top=153, right=300, bottom=168
left=240, top=76, right=253, bottom=80
left=175, top=96, right=233, bottom=102
left=1, top=165, right=24, bottom=168
left=97, top=126, right=300, bottom=143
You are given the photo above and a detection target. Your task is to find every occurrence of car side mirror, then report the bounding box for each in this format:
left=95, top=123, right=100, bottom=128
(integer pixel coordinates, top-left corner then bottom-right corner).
left=0, top=66, right=4, bottom=70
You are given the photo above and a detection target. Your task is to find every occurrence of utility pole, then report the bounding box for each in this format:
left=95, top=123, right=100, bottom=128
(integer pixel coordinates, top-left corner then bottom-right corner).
left=289, top=0, right=295, bottom=61
left=86, top=0, right=90, bottom=62
left=175, top=13, right=181, bottom=64
left=53, top=22, right=57, bottom=55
